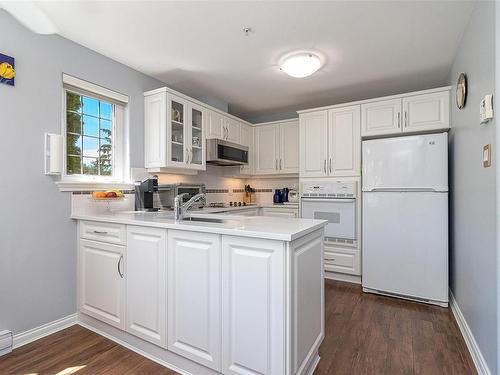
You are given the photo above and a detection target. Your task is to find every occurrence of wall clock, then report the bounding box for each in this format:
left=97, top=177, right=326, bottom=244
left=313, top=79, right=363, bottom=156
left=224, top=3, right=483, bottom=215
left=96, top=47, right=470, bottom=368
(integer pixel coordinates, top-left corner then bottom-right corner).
left=456, top=73, right=467, bottom=109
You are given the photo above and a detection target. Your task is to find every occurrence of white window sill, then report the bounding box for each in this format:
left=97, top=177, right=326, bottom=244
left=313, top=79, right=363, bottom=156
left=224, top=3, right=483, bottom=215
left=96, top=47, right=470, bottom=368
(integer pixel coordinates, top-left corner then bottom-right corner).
left=55, top=180, right=134, bottom=192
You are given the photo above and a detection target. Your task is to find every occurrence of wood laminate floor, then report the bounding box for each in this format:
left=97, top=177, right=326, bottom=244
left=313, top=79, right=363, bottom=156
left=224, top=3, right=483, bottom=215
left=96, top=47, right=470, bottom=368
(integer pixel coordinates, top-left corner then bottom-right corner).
left=0, top=280, right=476, bottom=375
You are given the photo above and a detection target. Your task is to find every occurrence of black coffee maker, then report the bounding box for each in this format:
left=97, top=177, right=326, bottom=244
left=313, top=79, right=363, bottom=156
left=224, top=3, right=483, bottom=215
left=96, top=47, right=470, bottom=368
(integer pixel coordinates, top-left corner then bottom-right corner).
left=134, top=176, right=158, bottom=211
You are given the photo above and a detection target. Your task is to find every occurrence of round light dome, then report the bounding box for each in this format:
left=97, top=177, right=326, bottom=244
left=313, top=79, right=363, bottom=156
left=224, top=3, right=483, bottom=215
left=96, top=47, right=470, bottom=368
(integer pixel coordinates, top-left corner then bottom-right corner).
left=280, top=53, right=321, bottom=78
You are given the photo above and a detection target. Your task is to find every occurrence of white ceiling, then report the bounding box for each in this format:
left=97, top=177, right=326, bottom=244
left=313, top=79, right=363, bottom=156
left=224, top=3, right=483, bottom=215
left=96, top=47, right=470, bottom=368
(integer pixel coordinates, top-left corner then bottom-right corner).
left=35, top=1, right=474, bottom=121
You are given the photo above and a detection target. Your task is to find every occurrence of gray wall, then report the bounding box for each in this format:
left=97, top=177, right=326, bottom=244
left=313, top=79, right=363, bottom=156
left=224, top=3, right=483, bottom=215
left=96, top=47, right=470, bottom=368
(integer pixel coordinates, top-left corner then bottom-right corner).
left=496, top=2, right=500, bottom=372
left=0, top=10, right=164, bottom=334
left=448, top=2, right=497, bottom=373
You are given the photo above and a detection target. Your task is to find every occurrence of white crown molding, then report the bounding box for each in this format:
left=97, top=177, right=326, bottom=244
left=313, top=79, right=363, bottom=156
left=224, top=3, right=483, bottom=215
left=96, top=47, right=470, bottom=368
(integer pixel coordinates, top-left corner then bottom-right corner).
left=449, top=290, right=492, bottom=375
left=13, top=313, right=78, bottom=349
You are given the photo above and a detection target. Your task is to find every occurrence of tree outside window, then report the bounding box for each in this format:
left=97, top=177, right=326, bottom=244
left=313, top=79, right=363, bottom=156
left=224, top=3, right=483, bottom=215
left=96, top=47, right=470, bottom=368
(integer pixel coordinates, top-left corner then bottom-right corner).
left=66, top=91, right=114, bottom=177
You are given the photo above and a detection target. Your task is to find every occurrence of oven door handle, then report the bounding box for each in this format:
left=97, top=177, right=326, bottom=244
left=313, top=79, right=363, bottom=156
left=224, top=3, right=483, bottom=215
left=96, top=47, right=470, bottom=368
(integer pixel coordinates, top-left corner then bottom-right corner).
left=301, top=198, right=356, bottom=203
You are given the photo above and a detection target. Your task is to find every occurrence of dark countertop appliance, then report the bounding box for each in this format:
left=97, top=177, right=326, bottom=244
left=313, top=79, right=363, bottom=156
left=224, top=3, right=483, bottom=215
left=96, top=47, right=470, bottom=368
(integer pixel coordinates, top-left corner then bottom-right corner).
left=134, top=176, right=159, bottom=211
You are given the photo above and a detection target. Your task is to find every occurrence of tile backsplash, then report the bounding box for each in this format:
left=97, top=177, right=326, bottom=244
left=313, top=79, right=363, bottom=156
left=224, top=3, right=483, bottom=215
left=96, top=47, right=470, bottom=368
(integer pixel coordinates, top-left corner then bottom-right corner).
left=130, top=167, right=299, bottom=205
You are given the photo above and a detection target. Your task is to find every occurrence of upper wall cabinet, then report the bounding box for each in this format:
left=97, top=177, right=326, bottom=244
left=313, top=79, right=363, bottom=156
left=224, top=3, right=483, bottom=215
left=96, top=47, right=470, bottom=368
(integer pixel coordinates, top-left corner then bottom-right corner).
left=206, top=110, right=224, bottom=139
left=361, top=89, right=450, bottom=138
left=361, top=98, right=401, bottom=137
left=206, top=110, right=241, bottom=143
left=144, top=92, right=206, bottom=172
left=328, top=106, right=361, bottom=177
left=402, top=91, right=450, bottom=133
left=255, top=124, right=279, bottom=175
left=300, top=107, right=360, bottom=178
left=279, top=121, right=300, bottom=174
left=254, top=120, right=299, bottom=175
left=224, top=117, right=241, bottom=144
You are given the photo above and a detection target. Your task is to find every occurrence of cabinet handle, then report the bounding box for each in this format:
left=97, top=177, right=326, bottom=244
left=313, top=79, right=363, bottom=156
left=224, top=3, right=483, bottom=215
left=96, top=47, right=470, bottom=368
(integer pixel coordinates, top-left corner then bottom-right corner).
left=397, top=112, right=400, bottom=128
left=93, top=230, right=108, bottom=234
left=324, top=159, right=327, bottom=173
left=117, top=255, right=124, bottom=278
left=404, top=111, right=407, bottom=128
left=279, top=159, right=282, bottom=170
left=275, top=159, right=278, bottom=170
left=329, top=157, right=332, bottom=173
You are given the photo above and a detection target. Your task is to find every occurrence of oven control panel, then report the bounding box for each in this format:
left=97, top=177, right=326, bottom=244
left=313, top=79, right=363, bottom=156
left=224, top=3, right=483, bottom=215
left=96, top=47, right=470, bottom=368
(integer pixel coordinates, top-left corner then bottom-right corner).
left=301, top=181, right=357, bottom=198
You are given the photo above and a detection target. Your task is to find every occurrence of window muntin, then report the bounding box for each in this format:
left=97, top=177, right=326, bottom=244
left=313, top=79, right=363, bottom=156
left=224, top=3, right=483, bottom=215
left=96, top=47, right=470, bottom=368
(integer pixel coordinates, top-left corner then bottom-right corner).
left=65, top=91, right=114, bottom=177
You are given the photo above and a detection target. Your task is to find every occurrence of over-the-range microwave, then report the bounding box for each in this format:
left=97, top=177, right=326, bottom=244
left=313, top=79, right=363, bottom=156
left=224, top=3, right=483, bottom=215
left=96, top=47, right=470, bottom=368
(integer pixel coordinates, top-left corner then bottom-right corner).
left=206, top=138, right=249, bottom=166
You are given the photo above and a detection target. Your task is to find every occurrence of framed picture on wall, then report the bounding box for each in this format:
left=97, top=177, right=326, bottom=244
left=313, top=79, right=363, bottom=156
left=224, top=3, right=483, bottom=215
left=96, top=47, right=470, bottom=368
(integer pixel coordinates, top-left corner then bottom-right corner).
left=0, top=53, right=15, bottom=86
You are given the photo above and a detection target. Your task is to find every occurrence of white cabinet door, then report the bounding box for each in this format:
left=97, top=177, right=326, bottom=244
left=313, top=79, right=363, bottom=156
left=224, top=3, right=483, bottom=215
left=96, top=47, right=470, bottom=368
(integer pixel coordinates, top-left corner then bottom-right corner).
left=225, top=117, right=241, bottom=143
left=207, top=110, right=224, bottom=139
left=403, top=91, right=450, bottom=133
left=261, top=207, right=298, bottom=218
left=240, top=124, right=253, bottom=175
left=328, top=105, right=361, bottom=176
left=222, top=236, right=285, bottom=375
left=361, top=98, right=402, bottom=137
left=188, top=103, right=206, bottom=170
left=255, top=124, right=279, bottom=175
left=299, top=111, right=328, bottom=177
left=79, top=239, right=125, bottom=329
left=167, top=94, right=190, bottom=168
left=279, top=121, right=299, bottom=173
left=126, top=226, right=167, bottom=347
left=144, top=92, right=167, bottom=168
left=167, top=230, right=222, bottom=371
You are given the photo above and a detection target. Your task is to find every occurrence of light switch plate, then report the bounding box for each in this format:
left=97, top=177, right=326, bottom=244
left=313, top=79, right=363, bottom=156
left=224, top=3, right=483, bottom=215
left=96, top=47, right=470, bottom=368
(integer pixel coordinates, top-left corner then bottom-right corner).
left=483, top=144, right=492, bottom=168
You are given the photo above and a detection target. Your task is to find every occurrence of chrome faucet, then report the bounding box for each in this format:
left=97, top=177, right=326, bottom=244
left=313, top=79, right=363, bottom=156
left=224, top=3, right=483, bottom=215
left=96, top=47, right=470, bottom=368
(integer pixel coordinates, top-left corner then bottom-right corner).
left=174, top=193, right=206, bottom=221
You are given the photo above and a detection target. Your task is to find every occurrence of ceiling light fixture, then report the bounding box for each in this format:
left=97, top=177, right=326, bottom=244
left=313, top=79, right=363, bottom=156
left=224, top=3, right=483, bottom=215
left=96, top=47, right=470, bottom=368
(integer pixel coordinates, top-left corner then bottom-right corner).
left=280, top=52, right=322, bottom=78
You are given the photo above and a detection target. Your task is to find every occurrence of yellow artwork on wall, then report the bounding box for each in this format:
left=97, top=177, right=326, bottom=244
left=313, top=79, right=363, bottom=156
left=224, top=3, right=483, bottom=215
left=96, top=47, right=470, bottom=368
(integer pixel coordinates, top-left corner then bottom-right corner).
left=0, top=53, right=15, bottom=86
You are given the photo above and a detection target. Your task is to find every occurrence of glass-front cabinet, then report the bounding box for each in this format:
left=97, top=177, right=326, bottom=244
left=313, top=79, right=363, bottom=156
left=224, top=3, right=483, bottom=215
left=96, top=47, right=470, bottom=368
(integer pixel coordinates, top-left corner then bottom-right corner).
left=169, top=96, right=187, bottom=166
left=144, top=90, right=205, bottom=171
left=189, top=103, right=205, bottom=170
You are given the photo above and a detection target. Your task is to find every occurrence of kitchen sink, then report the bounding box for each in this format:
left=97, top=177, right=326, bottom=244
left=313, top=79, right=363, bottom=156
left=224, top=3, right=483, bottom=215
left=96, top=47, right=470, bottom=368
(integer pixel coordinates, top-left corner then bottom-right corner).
left=183, top=216, right=227, bottom=223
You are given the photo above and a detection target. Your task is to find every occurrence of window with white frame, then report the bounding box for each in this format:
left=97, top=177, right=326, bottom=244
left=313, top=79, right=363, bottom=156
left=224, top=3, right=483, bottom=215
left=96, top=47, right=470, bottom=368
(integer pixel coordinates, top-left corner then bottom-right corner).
left=62, top=74, right=128, bottom=184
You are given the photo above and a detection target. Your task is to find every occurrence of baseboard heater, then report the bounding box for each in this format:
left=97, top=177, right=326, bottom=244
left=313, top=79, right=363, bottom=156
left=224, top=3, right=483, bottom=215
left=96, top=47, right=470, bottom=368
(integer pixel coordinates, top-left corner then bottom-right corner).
left=0, top=330, right=13, bottom=356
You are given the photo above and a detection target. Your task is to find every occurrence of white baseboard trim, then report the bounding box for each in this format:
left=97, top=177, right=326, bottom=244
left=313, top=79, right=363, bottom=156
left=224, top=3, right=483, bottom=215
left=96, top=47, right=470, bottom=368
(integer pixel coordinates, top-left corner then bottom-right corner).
left=306, top=353, right=321, bottom=375
left=324, top=271, right=361, bottom=284
left=13, top=313, right=78, bottom=349
left=77, top=321, right=193, bottom=375
left=449, top=290, right=491, bottom=375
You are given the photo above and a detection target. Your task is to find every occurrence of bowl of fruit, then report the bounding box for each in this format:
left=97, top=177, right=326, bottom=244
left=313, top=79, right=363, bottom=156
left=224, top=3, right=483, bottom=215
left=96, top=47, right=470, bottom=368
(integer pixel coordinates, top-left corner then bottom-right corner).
left=91, top=189, right=125, bottom=200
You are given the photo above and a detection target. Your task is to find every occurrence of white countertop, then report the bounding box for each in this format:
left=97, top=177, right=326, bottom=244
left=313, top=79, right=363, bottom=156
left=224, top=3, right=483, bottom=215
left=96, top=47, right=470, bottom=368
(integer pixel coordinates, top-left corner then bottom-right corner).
left=72, top=209, right=324, bottom=242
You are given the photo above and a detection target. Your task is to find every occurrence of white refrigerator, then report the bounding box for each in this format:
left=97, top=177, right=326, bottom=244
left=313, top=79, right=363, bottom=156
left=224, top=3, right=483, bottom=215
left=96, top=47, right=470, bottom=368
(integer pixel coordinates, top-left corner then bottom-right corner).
left=362, top=133, right=448, bottom=307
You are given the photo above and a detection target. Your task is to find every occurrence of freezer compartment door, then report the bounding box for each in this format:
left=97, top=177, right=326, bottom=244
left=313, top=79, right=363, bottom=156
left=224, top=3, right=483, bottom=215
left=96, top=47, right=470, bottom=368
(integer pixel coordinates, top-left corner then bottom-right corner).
left=362, top=192, right=448, bottom=303
left=362, top=133, right=448, bottom=191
